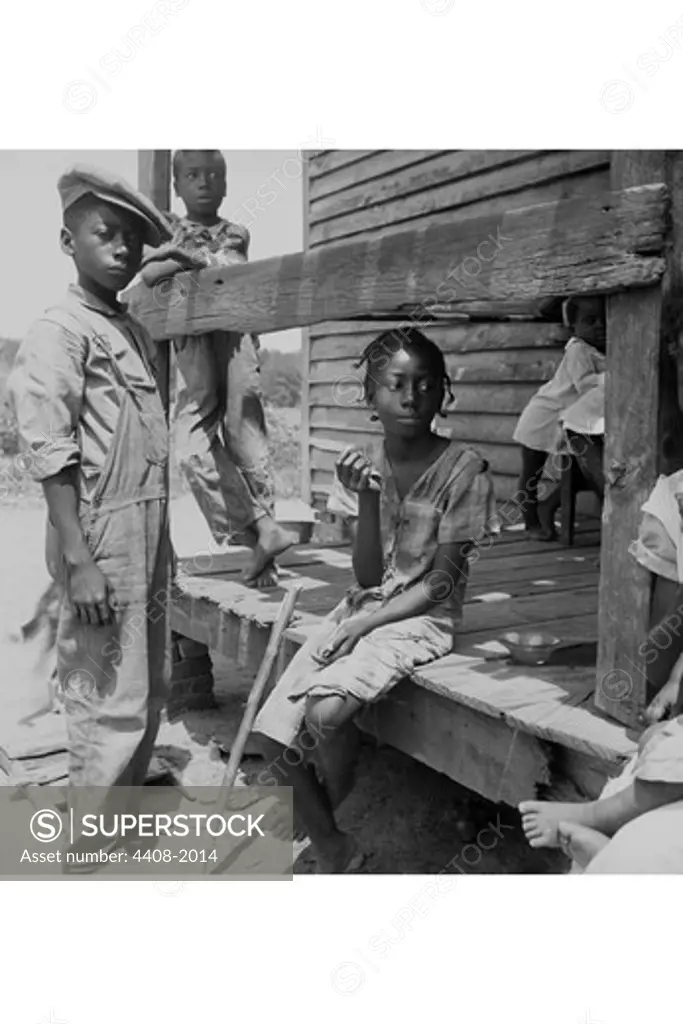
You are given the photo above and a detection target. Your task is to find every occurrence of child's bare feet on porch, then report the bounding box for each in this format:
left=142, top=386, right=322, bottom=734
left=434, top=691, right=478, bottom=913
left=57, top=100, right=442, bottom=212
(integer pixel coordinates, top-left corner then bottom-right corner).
left=557, top=821, right=609, bottom=869
left=519, top=799, right=593, bottom=848
left=242, top=518, right=297, bottom=588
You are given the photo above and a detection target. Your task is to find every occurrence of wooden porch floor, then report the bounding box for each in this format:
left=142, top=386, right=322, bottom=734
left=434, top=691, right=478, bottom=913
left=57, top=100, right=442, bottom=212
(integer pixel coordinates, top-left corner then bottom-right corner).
left=174, top=518, right=638, bottom=806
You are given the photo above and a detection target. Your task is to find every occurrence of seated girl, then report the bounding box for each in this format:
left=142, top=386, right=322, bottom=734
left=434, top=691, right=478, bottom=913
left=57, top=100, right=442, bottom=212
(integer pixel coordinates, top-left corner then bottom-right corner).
left=529, top=377, right=606, bottom=541
left=519, top=468, right=683, bottom=872
left=512, top=295, right=606, bottom=540
left=252, top=327, right=498, bottom=873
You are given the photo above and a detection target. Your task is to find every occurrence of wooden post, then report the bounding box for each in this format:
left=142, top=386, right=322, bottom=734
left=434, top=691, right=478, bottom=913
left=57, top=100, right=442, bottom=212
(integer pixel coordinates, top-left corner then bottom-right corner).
left=661, top=152, right=683, bottom=468
left=300, top=154, right=312, bottom=505
left=595, top=152, right=668, bottom=725
left=136, top=151, right=172, bottom=418
left=137, top=150, right=172, bottom=215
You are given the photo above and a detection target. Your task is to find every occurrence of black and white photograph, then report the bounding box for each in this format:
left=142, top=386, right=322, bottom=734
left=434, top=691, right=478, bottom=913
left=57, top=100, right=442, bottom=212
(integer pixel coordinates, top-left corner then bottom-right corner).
left=2, top=146, right=683, bottom=877
left=4, top=2, right=683, bottom=1022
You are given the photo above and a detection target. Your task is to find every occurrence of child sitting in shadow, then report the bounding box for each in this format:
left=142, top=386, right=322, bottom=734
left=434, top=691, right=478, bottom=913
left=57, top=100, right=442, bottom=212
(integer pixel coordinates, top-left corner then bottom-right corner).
left=512, top=295, right=606, bottom=540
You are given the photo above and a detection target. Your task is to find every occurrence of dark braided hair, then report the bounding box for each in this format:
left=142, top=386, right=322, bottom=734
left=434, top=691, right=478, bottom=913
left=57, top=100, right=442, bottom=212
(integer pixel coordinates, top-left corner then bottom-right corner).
left=354, top=327, right=454, bottom=413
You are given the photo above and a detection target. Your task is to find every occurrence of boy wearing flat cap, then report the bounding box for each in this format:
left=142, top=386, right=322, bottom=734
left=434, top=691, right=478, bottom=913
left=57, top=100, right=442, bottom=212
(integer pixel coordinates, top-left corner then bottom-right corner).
left=8, top=165, right=174, bottom=790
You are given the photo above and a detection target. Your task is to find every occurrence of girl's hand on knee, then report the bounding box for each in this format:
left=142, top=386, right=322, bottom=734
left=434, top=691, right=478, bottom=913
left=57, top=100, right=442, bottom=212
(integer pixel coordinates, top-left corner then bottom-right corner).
left=315, top=616, right=369, bottom=665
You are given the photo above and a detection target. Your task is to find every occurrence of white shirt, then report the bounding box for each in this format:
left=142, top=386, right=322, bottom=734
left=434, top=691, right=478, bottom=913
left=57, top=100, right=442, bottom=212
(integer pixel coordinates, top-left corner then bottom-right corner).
left=561, top=375, right=605, bottom=435
left=513, top=337, right=605, bottom=453
left=629, top=471, right=683, bottom=583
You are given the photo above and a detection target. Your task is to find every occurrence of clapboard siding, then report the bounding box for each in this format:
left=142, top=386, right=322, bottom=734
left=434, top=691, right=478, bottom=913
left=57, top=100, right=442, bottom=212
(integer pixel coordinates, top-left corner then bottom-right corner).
left=308, top=150, right=611, bottom=247
left=309, top=321, right=569, bottom=359
left=304, top=149, right=611, bottom=509
left=310, top=349, right=564, bottom=386
left=309, top=150, right=450, bottom=201
left=309, top=150, right=537, bottom=213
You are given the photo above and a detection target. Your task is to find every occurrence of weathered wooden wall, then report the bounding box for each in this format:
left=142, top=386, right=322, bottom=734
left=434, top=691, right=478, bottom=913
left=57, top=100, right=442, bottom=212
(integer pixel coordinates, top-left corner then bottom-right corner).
left=304, top=150, right=611, bottom=506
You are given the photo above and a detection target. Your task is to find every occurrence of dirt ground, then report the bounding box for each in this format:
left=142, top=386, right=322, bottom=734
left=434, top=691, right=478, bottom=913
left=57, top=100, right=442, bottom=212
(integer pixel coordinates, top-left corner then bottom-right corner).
left=0, top=489, right=566, bottom=874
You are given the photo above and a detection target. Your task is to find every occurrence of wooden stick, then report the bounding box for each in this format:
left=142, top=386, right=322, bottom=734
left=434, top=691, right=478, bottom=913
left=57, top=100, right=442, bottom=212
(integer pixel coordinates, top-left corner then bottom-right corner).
left=220, top=584, right=302, bottom=788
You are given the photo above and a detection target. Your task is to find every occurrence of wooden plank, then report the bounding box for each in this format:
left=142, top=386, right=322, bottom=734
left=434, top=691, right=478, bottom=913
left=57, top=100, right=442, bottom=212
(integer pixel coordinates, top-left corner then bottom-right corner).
left=310, top=406, right=519, bottom=445
left=358, top=681, right=552, bottom=806
left=178, top=543, right=352, bottom=578
left=460, top=613, right=598, bottom=650
left=310, top=410, right=521, bottom=445
left=309, top=381, right=539, bottom=415
left=176, top=565, right=597, bottom=639
left=308, top=318, right=567, bottom=339
left=310, top=348, right=562, bottom=386
left=309, top=150, right=448, bottom=198
left=311, top=173, right=612, bottom=252
left=309, top=320, right=568, bottom=359
left=468, top=571, right=598, bottom=602
left=596, top=152, right=666, bottom=725
left=129, top=185, right=668, bottom=340
left=460, top=589, right=598, bottom=635
left=441, top=413, right=521, bottom=445
left=310, top=151, right=610, bottom=244
left=308, top=150, right=378, bottom=179
left=309, top=150, right=547, bottom=217
left=414, top=657, right=633, bottom=765
left=471, top=548, right=599, bottom=580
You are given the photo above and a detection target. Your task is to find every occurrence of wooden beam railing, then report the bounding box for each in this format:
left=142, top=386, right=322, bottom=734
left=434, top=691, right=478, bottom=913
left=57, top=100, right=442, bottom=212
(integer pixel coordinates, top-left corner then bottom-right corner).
left=128, top=184, right=667, bottom=339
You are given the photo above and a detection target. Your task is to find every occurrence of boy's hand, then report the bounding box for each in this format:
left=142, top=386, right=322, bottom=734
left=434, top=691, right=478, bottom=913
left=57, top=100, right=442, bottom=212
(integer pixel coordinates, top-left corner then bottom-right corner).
left=314, top=616, right=370, bottom=665
left=67, top=557, right=115, bottom=627
left=335, top=448, right=381, bottom=494
left=143, top=245, right=209, bottom=269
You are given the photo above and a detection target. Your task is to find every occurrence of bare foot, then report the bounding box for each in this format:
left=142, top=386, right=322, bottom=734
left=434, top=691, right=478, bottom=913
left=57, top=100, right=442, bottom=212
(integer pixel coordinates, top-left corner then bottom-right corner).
left=259, top=797, right=308, bottom=842
left=557, top=821, right=609, bottom=869
left=518, top=799, right=593, bottom=848
left=246, top=564, right=280, bottom=590
left=525, top=526, right=556, bottom=542
left=537, top=499, right=559, bottom=542
left=241, top=519, right=297, bottom=585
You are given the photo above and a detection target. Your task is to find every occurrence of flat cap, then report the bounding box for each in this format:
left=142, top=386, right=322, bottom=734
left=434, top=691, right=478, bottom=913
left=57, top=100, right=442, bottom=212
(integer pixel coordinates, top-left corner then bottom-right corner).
left=58, top=164, right=173, bottom=247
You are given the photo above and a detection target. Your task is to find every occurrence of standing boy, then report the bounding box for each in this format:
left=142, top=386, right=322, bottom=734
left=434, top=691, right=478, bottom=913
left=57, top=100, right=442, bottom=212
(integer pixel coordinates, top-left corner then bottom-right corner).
left=8, top=165, right=173, bottom=789
left=139, top=150, right=295, bottom=587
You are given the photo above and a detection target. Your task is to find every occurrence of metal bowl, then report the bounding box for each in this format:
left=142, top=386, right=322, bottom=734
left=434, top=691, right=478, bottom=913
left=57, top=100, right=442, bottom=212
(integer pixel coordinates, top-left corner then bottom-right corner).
left=498, top=630, right=562, bottom=666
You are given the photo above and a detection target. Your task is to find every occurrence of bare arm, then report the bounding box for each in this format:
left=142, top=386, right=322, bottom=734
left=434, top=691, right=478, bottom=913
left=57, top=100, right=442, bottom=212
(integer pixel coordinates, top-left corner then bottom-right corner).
left=140, top=244, right=208, bottom=286
left=43, top=469, right=113, bottom=626
left=316, top=543, right=469, bottom=663
left=350, top=491, right=384, bottom=588
left=645, top=578, right=683, bottom=694
left=358, top=542, right=468, bottom=632
left=332, top=448, right=384, bottom=588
